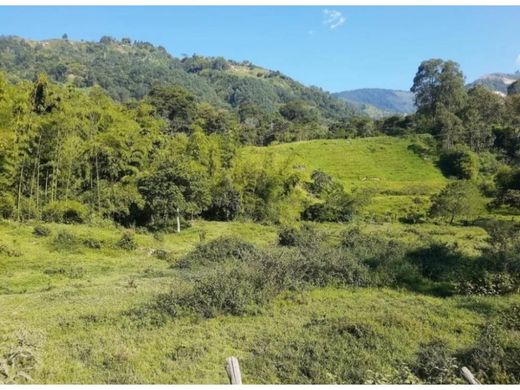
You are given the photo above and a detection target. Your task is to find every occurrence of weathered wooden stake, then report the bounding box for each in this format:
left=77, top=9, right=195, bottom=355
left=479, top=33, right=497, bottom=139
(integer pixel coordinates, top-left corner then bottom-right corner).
left=461, top=366, right=480, bottom=384
left=225, top=356, right=242, bottom=384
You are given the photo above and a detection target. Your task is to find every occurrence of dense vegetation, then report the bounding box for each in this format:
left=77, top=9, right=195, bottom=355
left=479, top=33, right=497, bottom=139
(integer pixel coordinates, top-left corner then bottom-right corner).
left=1, top=36, right=520, bottom=384
left=0, top=36, right=354, bottom=119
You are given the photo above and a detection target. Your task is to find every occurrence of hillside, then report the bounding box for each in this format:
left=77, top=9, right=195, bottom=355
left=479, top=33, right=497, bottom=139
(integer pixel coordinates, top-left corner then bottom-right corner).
left=333, top=88, right=415, bottom=117
left=237, top=136, right=448, bottom=220
left=467, top=72, right=520, bottom=95
left=0, top=35, right=355, bottom=120
left=239, top=136, right=446, bottom=194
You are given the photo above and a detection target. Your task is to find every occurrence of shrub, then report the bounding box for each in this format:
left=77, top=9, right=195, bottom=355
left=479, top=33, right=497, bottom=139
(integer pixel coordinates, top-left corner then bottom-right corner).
left=501, top=304, right=520, bottom=331
left=413, top=339, right=458, bottom=384
left=407, top=242, right=469, bottom=282
left=157, top=261, right=281, bottom=318
left=456, top=271, right=519, bottom=296
left=0, top=244, right=22, bottom=257
left=83, top=238, right=103, bottom=249
left=277, top=224, right=323, bottom=250
left=458, top=324, right=509, bottom=384
left=116, top=231, right=137, bottom=250
left=176, top=236, right=263, bottom=268
left=439, top=146, right=479, bottom=180
left=407, top=142, right=431, bottom=159
left=277, top=225, right=299, bottom=247
left=52, top=230, right=80, bottom=251
left=152, top=249, right=171, bottom=260
left=18, top=197, right=38, bottom=221
left=246, top=317, right=386, bottom=384
left=0, top=192, right=15, bottom=219
left=42, top=200, right=88, bottom=224
left=32, top=225, right=51, bottom=237
left=288, top=247, right=371, bottom=288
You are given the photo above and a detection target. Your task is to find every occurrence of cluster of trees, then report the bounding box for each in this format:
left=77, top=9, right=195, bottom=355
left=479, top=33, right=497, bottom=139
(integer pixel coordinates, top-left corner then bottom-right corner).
left=0, top=72, right=367, bottom=230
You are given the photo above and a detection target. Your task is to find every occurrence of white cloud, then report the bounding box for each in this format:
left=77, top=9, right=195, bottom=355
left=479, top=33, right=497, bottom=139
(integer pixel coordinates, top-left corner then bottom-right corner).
left=516, top=54, right=520, bottom=66
left=323, top=9, right=346, bottom=30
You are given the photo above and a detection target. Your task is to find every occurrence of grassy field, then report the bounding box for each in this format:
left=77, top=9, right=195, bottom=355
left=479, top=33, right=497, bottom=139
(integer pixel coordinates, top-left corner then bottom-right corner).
left=1, top=218, right=518, bottom=383
left=1, top=136, right=519, bottom=384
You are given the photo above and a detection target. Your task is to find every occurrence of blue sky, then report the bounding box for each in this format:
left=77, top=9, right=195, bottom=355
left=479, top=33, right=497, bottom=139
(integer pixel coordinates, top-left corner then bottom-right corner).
left=0, top=6, right=519, bottom=92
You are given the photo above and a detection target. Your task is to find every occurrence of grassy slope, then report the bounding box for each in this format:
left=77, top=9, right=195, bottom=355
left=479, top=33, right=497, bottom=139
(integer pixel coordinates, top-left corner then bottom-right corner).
left=0, top=137, right=517, bottom=383
left=240, top=137, right=446, bottom=193
left=239, top=136, right=447, bottom=217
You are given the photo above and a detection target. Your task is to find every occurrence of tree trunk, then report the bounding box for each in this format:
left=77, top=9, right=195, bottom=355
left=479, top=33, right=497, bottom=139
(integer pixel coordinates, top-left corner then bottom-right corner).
left=176, top=207, right=181, bottom=233
left=95, top=151, right=101, bottom=215
left=16, top=162, right=24, bottom=221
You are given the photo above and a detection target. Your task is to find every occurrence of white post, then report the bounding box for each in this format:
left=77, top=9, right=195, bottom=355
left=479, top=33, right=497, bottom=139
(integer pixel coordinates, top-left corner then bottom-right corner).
left=225, top=356, right=242, bottom=385
left=461, top=367, right=480, bottom=384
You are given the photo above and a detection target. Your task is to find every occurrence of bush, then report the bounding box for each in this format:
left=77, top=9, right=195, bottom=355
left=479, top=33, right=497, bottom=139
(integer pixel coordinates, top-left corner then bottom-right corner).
left=32, top=225, right=51, bottom=237
left=439, top=146, right=479, bottom=180
left=458, top=324, right=509, bottom=384
left=277, top=225, right=299, bottom=246
left=18, top=197, right=38, bottom=221
left=157, top=261, right=283, bottom=318
left=413, top=339, right=458, bottom=384
left=407, top=242, right=469, bottom=282
left=277, top=224, right=323, bottom=250
left=176, top=236, right=263, bottom=268
left=0, top=243, right=22, bottom=257
left=83, top=238, right=103, bottom=249
left=456, top=271, right=519, bottom=296
left=152, top=249, right=171, bottom=260
left=42, top=200, right=88, bottom=224
left=52, top=230, right=80, bottom=251
left=116, top=231, right=137, bottom=250
left=0, top=192, right=15, bottom=219
left=288, top=247, right=371, bottom=288
left=246, top=317, right=387, bottom=384
left=428, top=181, right=482, bottom=224
left=501, top=304, right=520, bottom=331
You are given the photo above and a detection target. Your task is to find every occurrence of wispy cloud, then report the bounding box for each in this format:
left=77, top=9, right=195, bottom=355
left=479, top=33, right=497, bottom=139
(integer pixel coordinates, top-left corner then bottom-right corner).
left=323, top=9, right=346, bottom=30
left=516, top=54, right=520, bottom=66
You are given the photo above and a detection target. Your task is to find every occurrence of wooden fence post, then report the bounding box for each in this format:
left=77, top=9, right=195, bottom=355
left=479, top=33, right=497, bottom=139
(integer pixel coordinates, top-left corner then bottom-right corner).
left=225, top=356, right=242, bottom=384
left=461, top=366, right=480, bottom=384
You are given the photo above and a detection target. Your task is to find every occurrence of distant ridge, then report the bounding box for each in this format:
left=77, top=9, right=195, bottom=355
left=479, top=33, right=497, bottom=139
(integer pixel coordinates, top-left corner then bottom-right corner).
left=0, top=35, right=356, bottom=120
left=333, top=88, right=415, bottom=118
left=467, top=72, right=520, bottom=95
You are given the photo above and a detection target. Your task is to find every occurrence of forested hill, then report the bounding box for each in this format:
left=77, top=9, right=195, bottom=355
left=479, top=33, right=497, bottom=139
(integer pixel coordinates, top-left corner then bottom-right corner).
left=333, top=88, right=415, bottom=118
left=0, top=35, right=355, bottom=120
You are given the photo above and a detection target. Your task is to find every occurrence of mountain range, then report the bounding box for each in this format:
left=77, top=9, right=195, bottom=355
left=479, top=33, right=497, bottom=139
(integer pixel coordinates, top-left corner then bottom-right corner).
left=333, top=88, right=415, bottom=118
left=334, top=72, right=520, bottom=118
left=466, top=72, right=520, bottom=95
left=1, top=35, right=518, bottom=120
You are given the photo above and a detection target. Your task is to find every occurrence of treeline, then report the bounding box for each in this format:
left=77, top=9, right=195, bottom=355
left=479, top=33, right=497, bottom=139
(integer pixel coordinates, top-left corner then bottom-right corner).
left=0, top=72, right=369, bottom=229
left=1, top=53, right=520, bottom=230
left=372, top=60, right=520, bottom=214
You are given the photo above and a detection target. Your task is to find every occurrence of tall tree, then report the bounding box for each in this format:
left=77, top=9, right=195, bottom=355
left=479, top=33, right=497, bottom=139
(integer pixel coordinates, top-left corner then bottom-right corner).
left=411, top=59, right=467, bottom=147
